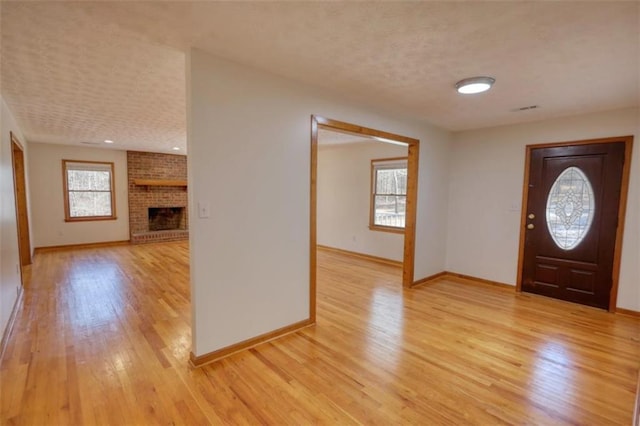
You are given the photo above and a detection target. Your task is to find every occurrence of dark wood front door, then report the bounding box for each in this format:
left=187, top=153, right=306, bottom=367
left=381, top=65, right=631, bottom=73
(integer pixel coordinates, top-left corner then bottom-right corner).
left=520, top=137, right=632, bottom=310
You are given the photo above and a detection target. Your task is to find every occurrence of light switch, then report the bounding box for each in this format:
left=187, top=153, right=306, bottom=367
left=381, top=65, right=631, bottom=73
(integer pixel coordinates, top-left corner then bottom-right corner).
left=198, top=202, right=210, bottom=218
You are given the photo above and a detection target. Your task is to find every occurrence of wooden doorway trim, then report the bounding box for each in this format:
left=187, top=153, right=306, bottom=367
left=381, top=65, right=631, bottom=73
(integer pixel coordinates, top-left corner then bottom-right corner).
left=10, top=132, right=32, bottom=271
left=515, top=135, right=633, bottom=312
left=310, top=116, right=420, bottom=320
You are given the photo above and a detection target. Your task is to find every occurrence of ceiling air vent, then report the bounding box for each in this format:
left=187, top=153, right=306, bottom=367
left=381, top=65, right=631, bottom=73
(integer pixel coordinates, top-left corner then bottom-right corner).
left=512, top=105, right=540, bottom=112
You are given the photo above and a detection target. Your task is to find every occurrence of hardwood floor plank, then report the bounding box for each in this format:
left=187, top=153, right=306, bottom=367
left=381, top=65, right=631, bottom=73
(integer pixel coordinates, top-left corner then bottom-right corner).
left=1, top=242, right=638, bottom=424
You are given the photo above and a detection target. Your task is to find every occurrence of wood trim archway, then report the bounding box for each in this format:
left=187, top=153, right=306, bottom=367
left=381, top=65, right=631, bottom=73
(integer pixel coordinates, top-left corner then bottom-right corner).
left=310, top=116, right=420, bottom=321
left=10, top=132, right=32, bottom=271
left=515, top=135, right=633, bottom=312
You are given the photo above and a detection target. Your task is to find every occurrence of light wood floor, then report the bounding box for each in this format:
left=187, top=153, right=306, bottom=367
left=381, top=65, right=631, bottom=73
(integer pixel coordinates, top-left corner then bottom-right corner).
left=1, top=242, right=638, bottom=425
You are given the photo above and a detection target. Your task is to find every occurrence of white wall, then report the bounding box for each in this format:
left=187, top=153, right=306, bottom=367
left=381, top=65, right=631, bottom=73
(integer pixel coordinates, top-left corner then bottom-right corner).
left=0, top=97, right=3, bottom=338
left=188, top=49, right=451, bottom=356
left=447, top=107, right=640, bottom=311
left=318, top=141, right=406, bottom=261
left=0, top=96, right=29, bottom=339
left=27, top=142, right=129, bottom=247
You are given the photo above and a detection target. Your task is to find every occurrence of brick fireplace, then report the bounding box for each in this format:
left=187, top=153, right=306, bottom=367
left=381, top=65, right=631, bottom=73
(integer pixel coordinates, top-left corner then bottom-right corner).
left=127, top=151, right=188, bottom=244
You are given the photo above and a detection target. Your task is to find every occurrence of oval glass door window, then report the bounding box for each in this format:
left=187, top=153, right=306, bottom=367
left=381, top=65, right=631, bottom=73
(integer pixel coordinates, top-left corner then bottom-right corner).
left=545, top=166, right=595, bottom=250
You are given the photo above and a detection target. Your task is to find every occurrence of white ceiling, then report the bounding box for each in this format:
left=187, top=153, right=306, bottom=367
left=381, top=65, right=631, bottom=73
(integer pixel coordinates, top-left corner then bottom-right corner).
left=1, top=1, right=638, bottom=154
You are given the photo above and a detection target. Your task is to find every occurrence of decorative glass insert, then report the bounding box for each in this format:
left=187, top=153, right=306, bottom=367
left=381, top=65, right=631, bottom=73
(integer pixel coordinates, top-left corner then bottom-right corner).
left=545, top=166, right=595, bottom=250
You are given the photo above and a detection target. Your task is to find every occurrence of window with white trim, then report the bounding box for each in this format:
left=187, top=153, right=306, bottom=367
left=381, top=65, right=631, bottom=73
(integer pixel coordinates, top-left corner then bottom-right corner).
left=370, top=158, right=407, bottom=231
left=63, top=160, right=116, bottom=221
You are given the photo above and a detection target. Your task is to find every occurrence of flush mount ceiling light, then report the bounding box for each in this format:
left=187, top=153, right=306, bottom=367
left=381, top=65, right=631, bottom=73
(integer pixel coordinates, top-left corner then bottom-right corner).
left=104, top=139, right=114, bottom=144
left=455, top=76, right=495, bottom=94
left=172, top=147, right=180, bottom=151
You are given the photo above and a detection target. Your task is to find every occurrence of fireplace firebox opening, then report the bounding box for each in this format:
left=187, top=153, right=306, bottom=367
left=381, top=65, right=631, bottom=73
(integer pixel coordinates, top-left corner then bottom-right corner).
left=148, top=207, right=185, bottom=231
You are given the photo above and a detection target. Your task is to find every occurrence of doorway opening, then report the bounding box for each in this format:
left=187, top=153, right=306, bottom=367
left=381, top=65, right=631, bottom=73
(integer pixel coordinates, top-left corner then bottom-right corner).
left=310, top=116, right=420, bottom=321
left=11, top=132, right=32, bottom=283
left=516, top=135, right=633, bottom=311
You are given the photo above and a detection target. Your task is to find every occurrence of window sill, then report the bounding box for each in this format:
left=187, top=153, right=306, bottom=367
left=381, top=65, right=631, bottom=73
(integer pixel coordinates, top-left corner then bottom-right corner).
left=369, top=225, right=405, bottom=234
left=65, top=216, right=118, bottom=223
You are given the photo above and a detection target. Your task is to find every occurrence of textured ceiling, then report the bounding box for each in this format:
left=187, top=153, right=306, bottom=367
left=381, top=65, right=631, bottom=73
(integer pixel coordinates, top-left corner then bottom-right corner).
left=1, top=2, right=638, bottom=154
left=1, top=2, right=186, bottom=153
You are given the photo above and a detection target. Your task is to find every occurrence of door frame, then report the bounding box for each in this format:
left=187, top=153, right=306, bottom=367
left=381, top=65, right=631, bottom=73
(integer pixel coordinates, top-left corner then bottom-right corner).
left=516, top=135, right=634, bottom=312
left=310, top=116, right=420, bottom=321
left=10, top=132, right=32, bottom=271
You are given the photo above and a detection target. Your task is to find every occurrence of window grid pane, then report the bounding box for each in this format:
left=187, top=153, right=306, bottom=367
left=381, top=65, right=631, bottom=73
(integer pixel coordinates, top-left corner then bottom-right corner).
left=374, top=195, right=406, bottom=228
left=375, top=168, right=407, bottom=195
left=67, top=170, right=111, bottom=191
left=68, top=191, right=112, bottom=217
